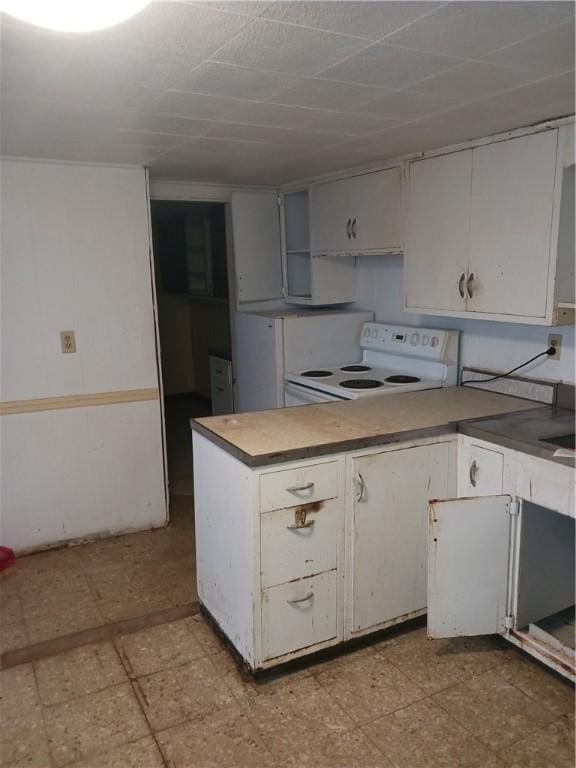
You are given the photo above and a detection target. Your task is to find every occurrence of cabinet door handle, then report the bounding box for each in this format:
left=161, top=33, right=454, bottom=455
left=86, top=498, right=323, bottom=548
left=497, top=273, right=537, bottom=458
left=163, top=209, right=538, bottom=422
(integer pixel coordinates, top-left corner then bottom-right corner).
left=287, top=592, right=314, bottom=605
left=469, top=460, right=478, bottom=488
left=466, top=272, right=475, bottom=299
left=216, top=387, right=224, bottom=392
left=356, top=472, right=365, bottom=502
left=351, top=218, right=357, bottom=238
left=458, top=272, right=466, bottom=299
left=286, top=482, right=314, bottom=493
left=346, top=218, right=351, bottom=239
left=287, top=520, right=315, bottom=531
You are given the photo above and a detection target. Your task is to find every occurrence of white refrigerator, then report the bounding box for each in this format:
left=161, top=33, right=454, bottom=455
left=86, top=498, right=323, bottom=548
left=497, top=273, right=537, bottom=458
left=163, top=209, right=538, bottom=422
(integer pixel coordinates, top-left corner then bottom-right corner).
left=233, top=308, right=374, bottom=412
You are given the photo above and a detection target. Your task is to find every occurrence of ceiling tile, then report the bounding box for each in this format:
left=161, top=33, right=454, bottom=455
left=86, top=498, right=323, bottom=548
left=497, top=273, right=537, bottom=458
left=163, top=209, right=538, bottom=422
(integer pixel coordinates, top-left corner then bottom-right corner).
left=109, top=130, right=187, bottom=149
left=60, top=40, right=199, bottom=91
left=83, top=1, right=250, bottom=56
left=481, top=20, right=575, bottom=77
left=307, top=111, right=400, bottom=136
left=316, top=43, right=463, bottom=89
left=474, top=70, right=575, bottom=115
left=211, top=18, right=369, bottom=75
left=173, top=61, right=300, bottom=100
left=383, top=1, right=575, bottom=59
left=260, top=1, right=444, bottom=41
left=153, top=90, right=330, bottom=128
left=408, top=61, right=539, bottom=106
left=267, top=78, right=389, bottom=111
left=358, top=89, right=457, bottom=120
left=187, top=1, right=272, bottom=17
left=120, top=113, right=213, bottom=137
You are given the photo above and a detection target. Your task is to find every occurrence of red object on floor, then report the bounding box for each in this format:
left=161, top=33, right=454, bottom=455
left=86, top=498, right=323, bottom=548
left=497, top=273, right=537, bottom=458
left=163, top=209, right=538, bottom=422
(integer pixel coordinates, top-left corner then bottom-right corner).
left=0, top=546, right=15, bottom=571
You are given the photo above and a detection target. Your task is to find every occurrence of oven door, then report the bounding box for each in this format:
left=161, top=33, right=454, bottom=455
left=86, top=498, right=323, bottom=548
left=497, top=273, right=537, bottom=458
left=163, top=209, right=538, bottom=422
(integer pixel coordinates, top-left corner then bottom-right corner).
left=284, top=382, right=346, bottom=407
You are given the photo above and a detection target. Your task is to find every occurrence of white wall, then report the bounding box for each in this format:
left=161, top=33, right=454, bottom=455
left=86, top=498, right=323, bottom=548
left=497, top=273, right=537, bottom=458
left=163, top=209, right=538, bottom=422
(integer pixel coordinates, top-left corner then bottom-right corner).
left=354, top=254, right=575, bottom=384
left=1, top=160, right=167, bottom=552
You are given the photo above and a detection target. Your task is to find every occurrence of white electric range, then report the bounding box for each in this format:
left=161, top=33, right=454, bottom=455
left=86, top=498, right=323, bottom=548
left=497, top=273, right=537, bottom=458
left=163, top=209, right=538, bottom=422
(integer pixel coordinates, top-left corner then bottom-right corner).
left=284, top=323, right=460, bottom=405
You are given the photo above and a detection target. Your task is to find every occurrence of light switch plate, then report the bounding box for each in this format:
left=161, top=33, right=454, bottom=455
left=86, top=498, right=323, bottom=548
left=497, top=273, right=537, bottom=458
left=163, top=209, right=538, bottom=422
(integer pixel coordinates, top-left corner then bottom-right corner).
left=60, top=330, right=76, bottom=353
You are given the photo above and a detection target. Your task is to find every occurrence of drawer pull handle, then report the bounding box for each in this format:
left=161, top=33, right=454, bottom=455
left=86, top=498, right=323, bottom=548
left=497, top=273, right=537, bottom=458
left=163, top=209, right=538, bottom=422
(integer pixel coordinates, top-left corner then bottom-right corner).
left=286, top=482, right=315, bottom=493
left=287, top=592, right=314, bottom=605
left=458, top=272, right=466, bottom=299
left=356, top=472, right=365, bottom=502
left=469, top=460, right=478, bottom=487
left=287, top=519, right=315, bottom=531
left=466, top=272, right=475, bottom=299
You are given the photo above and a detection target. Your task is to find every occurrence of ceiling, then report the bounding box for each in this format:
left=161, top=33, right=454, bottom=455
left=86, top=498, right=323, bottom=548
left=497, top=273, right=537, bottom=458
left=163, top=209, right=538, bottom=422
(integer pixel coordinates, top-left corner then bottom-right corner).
left=1, top=0, right=574, bottom=186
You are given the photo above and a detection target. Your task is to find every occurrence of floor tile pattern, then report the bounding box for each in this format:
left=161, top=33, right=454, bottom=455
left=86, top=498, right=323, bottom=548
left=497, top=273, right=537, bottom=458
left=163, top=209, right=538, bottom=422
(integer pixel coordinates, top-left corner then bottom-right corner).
left=1, top=495, right=574, bottom=767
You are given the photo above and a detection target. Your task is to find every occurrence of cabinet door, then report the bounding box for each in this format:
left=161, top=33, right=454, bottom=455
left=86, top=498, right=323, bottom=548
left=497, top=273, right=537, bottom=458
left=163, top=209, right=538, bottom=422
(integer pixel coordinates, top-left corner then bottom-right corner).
left=468, top=130, right=558, bottom=317
left=457, top=443, right=504, bottom=497
left=346, top=168, right=402, bottom=253
left=351, top=442, right=452, bottom=635
left=404, top=150, right=471, bottom=312
left=428, top=495, right=512, bottom=638
left=310, top=169, right=402, bottom=255
left=230, top=192, right=283, bottom=304
left=310, top=177, right=352, bottom=254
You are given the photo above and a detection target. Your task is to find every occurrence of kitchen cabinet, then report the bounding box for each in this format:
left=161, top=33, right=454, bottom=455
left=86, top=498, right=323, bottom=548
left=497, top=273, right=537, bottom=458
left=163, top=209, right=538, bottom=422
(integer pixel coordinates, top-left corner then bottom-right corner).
left=230, top=190, right=355, bottom=307
left=193, top=429, right=456, bottom=671
left=310, top=167, right=402, bottom=256
left=404, top=124, right=575, bottom=325
left=349, top=440, right=455, bottom=638
left=429, top=435, right=575, bottom=681
left=282, top=190, right=356, bottom=304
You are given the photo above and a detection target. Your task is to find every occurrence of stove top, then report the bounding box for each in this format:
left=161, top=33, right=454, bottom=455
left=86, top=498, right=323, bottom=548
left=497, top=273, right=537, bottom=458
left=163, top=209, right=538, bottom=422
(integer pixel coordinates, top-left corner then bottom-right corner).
left=286, top=363, right=441, bottom=399
left=285, top=323, right=459, bottom=401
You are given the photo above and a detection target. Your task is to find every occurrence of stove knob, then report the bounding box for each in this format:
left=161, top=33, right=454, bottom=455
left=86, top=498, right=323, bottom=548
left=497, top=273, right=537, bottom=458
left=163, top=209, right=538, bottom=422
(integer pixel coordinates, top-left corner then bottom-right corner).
left=430, top=336, right=439, bottom=348
left=410, top=332, right=420, bottom=346
left=363, top=327, right=371, bottom=337
left=422, top=334, right=430, bottom=346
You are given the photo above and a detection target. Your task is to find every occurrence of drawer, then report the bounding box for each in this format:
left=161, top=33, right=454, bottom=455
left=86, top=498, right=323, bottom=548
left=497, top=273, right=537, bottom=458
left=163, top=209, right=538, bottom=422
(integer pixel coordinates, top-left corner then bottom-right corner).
left=259, top=461, right=338, bottom=513
left=261, top=498, right=339, bottom=588
left=458, top=443, right=504, bottom=496
left=210, top=359, right=231, bottom=387
left=261, top=571, right=337, bottom=660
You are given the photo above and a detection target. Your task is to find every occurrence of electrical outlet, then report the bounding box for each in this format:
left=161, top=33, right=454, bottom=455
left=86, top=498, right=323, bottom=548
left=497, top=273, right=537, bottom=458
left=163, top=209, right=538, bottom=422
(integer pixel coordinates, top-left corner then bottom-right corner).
left=60, top=330, right=76, bottom=353
left=548, top=334, right=562, bottom=361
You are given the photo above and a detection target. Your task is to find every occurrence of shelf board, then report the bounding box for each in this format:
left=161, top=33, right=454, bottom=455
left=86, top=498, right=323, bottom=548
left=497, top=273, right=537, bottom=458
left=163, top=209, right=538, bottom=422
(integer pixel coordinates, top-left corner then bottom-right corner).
left=285, top=249, right=310, bottom=256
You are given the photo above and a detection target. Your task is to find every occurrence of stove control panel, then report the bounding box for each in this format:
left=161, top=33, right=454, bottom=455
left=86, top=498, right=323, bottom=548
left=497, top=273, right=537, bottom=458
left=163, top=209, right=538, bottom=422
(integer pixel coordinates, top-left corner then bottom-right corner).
left=360, top=323, right=456, bottom=361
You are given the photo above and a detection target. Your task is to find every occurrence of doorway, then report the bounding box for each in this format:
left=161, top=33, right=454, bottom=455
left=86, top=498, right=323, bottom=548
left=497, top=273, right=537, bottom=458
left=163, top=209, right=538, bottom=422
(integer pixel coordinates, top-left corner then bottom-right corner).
left=151, top=200, right=231, bottom=496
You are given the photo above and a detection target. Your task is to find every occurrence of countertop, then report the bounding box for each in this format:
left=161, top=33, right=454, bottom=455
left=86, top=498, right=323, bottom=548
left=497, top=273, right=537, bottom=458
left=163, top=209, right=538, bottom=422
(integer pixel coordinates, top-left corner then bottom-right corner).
left=192, top=387, right=540, bottom=467
left=460, top=406, right=575, bottom=467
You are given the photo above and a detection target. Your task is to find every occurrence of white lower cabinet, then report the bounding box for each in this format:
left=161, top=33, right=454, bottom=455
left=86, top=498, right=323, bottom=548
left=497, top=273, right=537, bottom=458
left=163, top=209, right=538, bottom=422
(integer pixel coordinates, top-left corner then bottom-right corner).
left=193, top=430, right=457, bottom=671
left=429, top=436, right=575, bottom=682
left=194, top=427, right=573, bottom=677
left=349, top=440, right=454, bottom=638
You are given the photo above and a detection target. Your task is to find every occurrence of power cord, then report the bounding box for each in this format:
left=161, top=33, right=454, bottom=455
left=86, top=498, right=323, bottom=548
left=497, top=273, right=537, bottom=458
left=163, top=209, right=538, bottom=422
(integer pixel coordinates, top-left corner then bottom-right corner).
left=461, top=346, right=556, bottom=387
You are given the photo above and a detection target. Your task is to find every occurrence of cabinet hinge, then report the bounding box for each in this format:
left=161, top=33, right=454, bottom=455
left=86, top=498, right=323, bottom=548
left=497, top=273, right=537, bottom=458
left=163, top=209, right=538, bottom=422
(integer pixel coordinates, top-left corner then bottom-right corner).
left=508, top=500, right=520, bottom=516
left=504, top=615, right=514, bottom=630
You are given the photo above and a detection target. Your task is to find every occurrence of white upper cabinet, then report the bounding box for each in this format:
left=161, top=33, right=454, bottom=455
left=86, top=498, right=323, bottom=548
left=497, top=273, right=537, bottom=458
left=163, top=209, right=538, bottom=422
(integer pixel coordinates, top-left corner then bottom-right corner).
left=230, top=191, right=283, bottom=305
left=310, top=167, right=402, bottom=256
left=404, top=150, right=472, bottom=313
left=230, top=189, right=355, bottom=307
left=404, top=124, right=575, bottom=325
left=467, top=130, right=557, bottom=318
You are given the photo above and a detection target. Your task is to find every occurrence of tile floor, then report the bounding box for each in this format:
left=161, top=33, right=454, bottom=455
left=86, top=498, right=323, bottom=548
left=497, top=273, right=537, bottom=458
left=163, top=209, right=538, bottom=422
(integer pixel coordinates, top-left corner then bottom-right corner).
left=1, top=495, right=574, bottom=768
